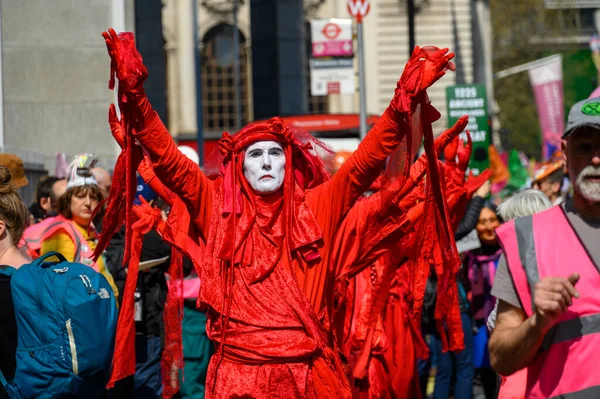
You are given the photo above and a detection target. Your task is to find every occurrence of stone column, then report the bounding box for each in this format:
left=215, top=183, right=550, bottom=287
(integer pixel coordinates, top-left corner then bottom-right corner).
left=250, top=0, right=307, bottom=119
left=175, top=0, right=198, bottom=135
left=135, top=0, right=168, bottom=123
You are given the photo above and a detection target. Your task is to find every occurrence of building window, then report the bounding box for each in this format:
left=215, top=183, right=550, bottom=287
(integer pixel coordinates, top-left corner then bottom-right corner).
left=305, top=22, right=329, bottom=114
left=201, top=24, right=249, bottom=132
left=540, top=7, right=597, bottom=36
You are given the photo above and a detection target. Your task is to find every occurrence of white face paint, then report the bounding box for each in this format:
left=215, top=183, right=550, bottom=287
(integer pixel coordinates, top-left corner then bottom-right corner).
left=243, top=140, right=286, bottom=194
left=575, top=165, right=600, bottom=203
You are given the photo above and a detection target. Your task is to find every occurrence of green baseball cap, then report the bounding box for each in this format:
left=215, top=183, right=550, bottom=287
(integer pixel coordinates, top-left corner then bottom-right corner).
left=563, top=97, right=600, bottom=138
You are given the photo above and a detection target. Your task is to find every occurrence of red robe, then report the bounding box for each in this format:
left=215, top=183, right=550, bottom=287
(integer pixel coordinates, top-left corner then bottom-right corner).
left=329, top=118, right=472, bottom=399
left=333, top=190, right=424, bottom=399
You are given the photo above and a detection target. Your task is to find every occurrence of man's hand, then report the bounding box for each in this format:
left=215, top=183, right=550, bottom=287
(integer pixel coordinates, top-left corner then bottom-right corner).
left=414, top=46, right=456, bottom=93
left=473, top=179, right=491, bottom=198
left=391, top=46, right=455, bottom=113
left=102, top=28, right=148, bottom=92
left=530, top=273, right=580, bottom=334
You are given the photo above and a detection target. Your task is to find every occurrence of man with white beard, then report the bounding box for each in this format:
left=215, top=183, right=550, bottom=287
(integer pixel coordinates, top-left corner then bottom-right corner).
left=488, top=97, right=600, bottom=399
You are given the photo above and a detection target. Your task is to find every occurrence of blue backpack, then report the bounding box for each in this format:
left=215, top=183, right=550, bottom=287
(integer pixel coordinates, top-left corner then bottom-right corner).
left=0, top=252, right=117, bottom=399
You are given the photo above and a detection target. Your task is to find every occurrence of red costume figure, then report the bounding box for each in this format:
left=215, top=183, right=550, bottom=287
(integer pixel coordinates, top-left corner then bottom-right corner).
left=100, top=28, right=455, bottom=398
left=329, top=117, right=470, bottom=399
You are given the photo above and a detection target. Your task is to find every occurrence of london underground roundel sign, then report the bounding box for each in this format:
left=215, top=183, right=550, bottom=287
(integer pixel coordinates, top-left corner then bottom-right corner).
left=347, top=0, right=370, bottom=21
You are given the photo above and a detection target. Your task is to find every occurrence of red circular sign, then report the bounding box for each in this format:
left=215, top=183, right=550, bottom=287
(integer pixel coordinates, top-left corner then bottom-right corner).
left=322, top=22, right=342, bottom=40
left=347, top=0, right=370, bottom=19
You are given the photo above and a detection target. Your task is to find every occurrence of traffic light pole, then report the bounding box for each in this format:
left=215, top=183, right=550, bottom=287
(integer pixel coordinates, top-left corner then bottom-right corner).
left=357, top=19, right=367, bottom=139
left=408, top=0, right=415, bottom=55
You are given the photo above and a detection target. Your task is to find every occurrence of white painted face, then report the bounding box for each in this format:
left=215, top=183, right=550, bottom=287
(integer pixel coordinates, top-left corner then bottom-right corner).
left=243, top=140, right=286, bottom=194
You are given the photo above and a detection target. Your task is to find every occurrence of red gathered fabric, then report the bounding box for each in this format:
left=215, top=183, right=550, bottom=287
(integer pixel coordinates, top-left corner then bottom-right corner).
left=412, top=124, right=464, bottom=353
left=331, top=114, right=470, bottom=390
left=107, top=203, right=162, bottom=387
left=105, top=101, right=186, bottom=395
left=161, top=249, right=184, bottom=398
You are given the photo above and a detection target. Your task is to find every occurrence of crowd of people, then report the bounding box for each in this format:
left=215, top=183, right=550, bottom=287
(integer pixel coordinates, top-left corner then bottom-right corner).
left=0, top=29, right=598, bottom=399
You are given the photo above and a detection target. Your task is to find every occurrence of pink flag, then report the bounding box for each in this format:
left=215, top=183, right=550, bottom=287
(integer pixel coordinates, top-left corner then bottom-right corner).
left=528, top=56, right=564, bottom=160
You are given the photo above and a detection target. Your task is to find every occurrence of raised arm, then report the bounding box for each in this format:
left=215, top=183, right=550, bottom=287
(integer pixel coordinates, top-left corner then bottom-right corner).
left=307, top=46, right=455, bottom=228
left=102, top=29, right=212, bottom=233
left=130, top=97, right=213, bottom=228
left=109, top=104, right=177, bottom=206
left=333, top=117, right=467, bottom=279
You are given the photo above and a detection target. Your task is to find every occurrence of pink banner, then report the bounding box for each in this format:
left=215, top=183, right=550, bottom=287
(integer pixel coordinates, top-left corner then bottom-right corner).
left=312, top=40, right=353, bottom=57
left=528, top=56, right=564, bottom=160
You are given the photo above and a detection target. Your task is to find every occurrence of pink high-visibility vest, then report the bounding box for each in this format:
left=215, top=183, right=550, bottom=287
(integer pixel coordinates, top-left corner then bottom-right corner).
left=498, top=370, right=527, bottom=399
left=496, top=205, right=600, bottom=399
left=20, top=216, right=99, bottom=271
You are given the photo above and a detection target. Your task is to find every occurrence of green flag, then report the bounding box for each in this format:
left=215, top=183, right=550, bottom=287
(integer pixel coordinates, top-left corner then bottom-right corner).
left=502, top=149, right=529, bottom=196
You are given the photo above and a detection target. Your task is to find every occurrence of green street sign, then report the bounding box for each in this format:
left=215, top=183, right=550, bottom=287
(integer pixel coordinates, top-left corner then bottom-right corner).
left=446, top=84, right=490, bottom=175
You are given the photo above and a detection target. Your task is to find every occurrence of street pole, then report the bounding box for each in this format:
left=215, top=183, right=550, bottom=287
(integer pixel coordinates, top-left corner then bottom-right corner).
left=407, top=0, right=415, bottom=55
left=357, top=19, right=367, bottom=139
left=232, top=0, right=242, bottom=130
left=193, top=0, right=204, bottom=166
left=0, top=1, right=4, bottom=150
left=111, top=0, right=126, bottom=155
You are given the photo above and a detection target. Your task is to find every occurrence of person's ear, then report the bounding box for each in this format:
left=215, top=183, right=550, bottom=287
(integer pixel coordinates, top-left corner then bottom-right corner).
left=0, top=220, right=7, bottom=240
left=40, top=196, right=52, bottom=212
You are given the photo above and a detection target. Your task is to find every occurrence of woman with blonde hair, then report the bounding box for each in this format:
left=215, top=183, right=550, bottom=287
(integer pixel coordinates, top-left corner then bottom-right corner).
left=0, top=165, right=34, bottom=396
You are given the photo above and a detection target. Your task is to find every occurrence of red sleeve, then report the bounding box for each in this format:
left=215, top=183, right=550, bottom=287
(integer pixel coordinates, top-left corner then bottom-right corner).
left=333, top=191, right=420, bottom=280
left=307, top=106, right=405, bottom=235
left=132, top=106, right=213, bottom=236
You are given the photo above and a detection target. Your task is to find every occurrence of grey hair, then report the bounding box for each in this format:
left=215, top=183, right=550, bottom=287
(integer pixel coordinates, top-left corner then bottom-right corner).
left=497, top=189, right=552, bottom=222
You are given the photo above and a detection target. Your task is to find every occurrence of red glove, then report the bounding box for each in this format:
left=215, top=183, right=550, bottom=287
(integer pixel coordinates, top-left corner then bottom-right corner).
left=443, top=136, right=459, bottom=167
left=406, top=115, right=468, bottom=185
left=102, top=28, right=148, bottom=93
left=108, top=104, right=175, bottom=204
left=435, top=116, right=468, bottom=156
left=108, top=104, right=125, bottom=147
left=457, top=130, right=472, bottom=173
left=391, top=46, right=455, bottom=113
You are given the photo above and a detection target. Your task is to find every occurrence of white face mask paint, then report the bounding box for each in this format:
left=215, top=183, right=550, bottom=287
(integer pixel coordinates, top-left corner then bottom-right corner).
left=243, top=140, right=286, bottom=194
left=575, top=165, right=600, bottom=203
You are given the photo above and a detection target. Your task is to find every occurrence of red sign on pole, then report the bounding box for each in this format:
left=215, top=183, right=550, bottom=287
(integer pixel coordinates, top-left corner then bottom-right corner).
left=347, top=0, right=370, bottom=22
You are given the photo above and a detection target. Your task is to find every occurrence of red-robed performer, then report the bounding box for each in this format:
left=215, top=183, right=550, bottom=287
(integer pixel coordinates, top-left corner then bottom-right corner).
left=100, top=28, right=455, bottom=398
left=329, top=120, right=492, bottom=398
left=328, top=115, right=471, bottom=398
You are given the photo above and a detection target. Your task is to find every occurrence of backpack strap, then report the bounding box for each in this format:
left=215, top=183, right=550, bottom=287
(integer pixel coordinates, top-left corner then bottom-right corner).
left=0, top=268, right=14, bottom=388
left=30, top=251, right=68, bottom=268
left=0, top=369, right=7, bottom=388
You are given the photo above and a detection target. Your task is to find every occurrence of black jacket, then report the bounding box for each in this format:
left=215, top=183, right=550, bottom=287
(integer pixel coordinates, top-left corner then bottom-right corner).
left=106, top=228, right=170, bottom=340
left=105, top=228, right=193, bottom=341
left=454, top=196, right=485, bottom=241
